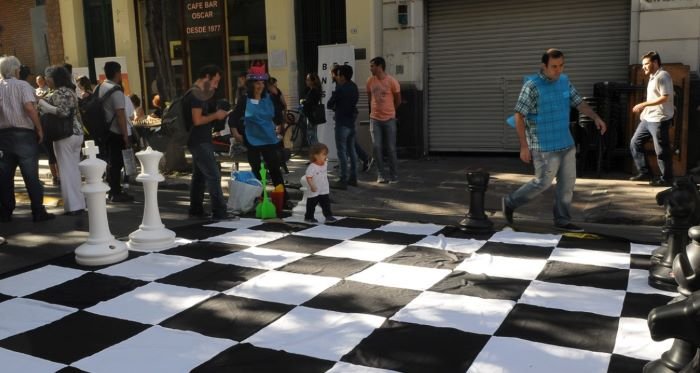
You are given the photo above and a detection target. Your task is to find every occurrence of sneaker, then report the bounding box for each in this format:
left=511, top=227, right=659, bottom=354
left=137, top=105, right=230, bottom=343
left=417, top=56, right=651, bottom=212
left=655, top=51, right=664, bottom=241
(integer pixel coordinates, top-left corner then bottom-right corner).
left=109, top=193, right=134, bottom=203
left=304, top=218, right=319, bottom=223
left=649, top=178, right=673, bottom=187
left=212, top=212, right=240, bottom=221
left=388, top=178, right=398, bottom=184
left=0, top=236, right=5, bottom=246
left=33, top=211, right=55, bottom=222
left=325, top=216, right=338, bottom=224
left=377, top=177, right=388, bottom=184
left=554, top=223, right=584, bottom=233
left=501, top=197, right=514, bottom=224
left=629, top=173, right=651, bottom=181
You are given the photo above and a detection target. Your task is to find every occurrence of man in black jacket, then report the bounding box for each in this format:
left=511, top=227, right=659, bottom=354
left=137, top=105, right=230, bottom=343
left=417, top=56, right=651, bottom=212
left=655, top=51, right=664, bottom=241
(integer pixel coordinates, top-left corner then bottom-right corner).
left=327, top=65, right=359, bottom=188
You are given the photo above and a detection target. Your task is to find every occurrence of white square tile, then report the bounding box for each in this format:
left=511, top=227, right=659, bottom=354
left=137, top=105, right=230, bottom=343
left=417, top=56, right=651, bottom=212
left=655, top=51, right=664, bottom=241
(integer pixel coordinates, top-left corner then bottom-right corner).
left=0, top=298, right=76, bottom=339
left=0, top=347, right=66, bottom=373
left=0, top=265, right=86, bottom=297
left=519, top=280, right=625, bottom=317
left=455, top=254, right=547, bottom=281
left=316, top=240, right=406, bottom=262
left=327, top=362, right=399, bottom=373
left=468, top=337, right=610, bottom=373
left=245, top=306, right=385, bottom=361
left=347, top=262, right=451, bottom=291
left=549, top=247, right=630, bottom=270
left=391, top=291, right=515, bottom=335
left=631, top=243, right=659, bottom=255
left=87, top=282, right=216, bottom=324
left=489, top=231, right=561, bottom=247
left=73, top=325, right=235, bottom=373
left=293, top=225, right=371, bottom=240
left=225, top=270, right=340, bottom=305
left=211, top=247, right=308, bottom=270
left=413, top=235, right=487, bottom=254
left=204, top=228, right=287, bottom=247
left=204, top=218, right=263, bottom=229
left=376, top=221, right=444, bottom=236
left=96, top=253, right=202, bottom=281
left=613, top=317, right=673, bottom=361
left=627, top=269, right=678, bottom=296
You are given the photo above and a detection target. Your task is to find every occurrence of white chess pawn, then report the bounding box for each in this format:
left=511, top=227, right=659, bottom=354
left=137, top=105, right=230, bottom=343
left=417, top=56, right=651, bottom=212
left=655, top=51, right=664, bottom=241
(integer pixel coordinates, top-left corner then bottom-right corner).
left=74, top=141, right=128, bottom=266
left=127, top=147, right=176, bottom=251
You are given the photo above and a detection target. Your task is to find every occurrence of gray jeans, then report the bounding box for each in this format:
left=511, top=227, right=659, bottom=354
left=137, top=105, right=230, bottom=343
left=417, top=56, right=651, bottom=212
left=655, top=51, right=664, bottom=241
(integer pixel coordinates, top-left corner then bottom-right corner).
left=370, top=118, right=398, bottom=180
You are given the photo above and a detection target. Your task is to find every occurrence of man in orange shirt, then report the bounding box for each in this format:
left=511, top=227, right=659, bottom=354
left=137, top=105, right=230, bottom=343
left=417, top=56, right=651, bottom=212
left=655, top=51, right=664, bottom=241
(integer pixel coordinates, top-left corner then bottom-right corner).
left=367, top=57, right=401, bottom=183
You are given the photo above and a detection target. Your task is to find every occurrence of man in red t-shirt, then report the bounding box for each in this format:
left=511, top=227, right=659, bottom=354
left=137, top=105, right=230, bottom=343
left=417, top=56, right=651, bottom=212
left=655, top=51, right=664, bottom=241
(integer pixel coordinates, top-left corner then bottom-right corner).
left=366, top=57, right=401, bottom=184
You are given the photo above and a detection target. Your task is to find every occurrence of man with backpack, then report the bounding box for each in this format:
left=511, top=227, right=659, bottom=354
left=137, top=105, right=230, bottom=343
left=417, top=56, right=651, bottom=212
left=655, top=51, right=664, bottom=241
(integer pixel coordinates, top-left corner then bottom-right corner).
left=99, top=61, right=133, bottom=202
left=184, top=65, right=233, bottom=220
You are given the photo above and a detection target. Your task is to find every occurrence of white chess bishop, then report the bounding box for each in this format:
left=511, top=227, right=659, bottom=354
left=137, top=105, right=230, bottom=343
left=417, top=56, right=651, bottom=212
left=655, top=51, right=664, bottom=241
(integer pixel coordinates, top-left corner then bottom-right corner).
left=127, top=146, right=176, bottom=251
left=74, top=140, right=128, bottom=266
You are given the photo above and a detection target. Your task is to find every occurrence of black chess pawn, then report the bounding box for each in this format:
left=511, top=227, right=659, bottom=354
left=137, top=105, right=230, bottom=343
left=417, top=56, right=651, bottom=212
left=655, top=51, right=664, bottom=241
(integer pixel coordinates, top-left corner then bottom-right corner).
left=459, top=171, right=494, bottom=232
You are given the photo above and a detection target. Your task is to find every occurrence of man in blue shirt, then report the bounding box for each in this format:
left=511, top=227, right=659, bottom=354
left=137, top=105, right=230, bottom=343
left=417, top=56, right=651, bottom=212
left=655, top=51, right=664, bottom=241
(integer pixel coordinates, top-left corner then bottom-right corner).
left=502, top=49, right=606, bottom=232
left=327, top=65, right=360, bottom=189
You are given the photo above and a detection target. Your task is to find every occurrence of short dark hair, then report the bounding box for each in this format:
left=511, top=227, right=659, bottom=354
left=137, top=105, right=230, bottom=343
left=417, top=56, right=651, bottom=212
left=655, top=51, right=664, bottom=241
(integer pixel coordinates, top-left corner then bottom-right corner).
left=19, top=65, right=31, bottom=80
left=63, top=63, right=73, bottom=74
left=338, top=65, right=354, bottom=80
left=245, top=79, right=268, bottom=99
left=197, top=64, right=222, bottom=79
left=129, top=94, right=141, bottom=107
left=642, top=51, right=662, bottom=66
left=45, top=65, right=73, bottom=89
left=370, top=57, right=386, bottom=70
left=541, top=48, right=564, bottom=66
left=309, top=142, right=329, bottom=161
left=103, top=61, right=121, bottom=80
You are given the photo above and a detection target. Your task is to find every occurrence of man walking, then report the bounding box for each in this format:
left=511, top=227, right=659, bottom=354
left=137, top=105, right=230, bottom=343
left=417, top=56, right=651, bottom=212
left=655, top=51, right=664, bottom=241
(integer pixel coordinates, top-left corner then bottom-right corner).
left=100, top=61, right=133, bottom=202
left=328, top=65, right=360, bottom=189
left=367, top=57, right=401, bottom=184
left=502, top=49, right=606, bottom=232
left=0, top=56, right=54, bottom=222
left=630, top=51, right=675, bottom=186
left=185, top=65, right=233, bottom=220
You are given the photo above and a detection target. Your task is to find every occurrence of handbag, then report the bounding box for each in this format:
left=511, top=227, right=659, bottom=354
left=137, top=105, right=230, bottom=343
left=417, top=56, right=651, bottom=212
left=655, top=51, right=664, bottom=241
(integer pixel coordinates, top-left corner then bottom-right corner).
left=41, top=110, right=74, bottom=142
left=309, top=103, right=326, bottom=125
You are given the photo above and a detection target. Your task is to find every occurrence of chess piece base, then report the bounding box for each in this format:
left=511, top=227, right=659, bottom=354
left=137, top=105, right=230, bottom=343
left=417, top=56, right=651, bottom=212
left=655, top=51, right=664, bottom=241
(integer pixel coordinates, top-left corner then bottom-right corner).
left=75, top=239, right=128, bottom=266
left=127, top=227, right=177, bottom=252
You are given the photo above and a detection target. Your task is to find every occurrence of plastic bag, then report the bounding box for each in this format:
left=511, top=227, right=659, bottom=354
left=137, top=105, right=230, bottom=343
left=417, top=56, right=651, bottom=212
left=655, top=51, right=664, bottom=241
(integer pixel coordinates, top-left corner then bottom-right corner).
left=122, top=148, right=138, bottom=176
left=228, top=178, right=263, bottom=213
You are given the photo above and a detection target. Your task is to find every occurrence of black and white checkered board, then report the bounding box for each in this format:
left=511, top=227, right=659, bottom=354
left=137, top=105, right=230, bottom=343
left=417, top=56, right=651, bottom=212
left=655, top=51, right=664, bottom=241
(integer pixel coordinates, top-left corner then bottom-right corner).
left=0, top=217, right=677, bottom=373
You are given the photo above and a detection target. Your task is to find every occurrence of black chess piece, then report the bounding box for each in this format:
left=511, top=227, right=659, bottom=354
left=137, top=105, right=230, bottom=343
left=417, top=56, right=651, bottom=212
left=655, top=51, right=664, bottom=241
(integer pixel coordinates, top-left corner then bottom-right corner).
left=649, top=177, right=700, bottom=291
left=459, top=171, right=494, bottom=232
left=645, top=226, right=700, bottom=372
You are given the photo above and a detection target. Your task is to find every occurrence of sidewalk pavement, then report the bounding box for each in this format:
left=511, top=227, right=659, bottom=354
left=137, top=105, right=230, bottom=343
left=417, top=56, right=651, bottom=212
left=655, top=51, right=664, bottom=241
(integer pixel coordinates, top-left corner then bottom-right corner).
left=0, top=154, right=667, bottom=275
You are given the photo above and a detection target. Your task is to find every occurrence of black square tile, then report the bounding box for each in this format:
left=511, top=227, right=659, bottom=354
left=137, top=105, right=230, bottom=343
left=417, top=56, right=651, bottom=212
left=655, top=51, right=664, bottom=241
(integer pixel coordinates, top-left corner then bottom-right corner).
left=56, top=367, right=89, bottom=373
left=557, top=235, right=630, bottom=253
left=0, top=292, right=12, bottom=303
left=332, top=217, right=390, bottom=229
left=26, top=272, right=147, bottom=309
left=161, top=241, right=249, bottom=260
left=192, top=343, right=334, bottom=373
left=607, top=354, right=649, bottom=373
left=0, top=311, right=148, bottom=364
left=476, top=241, right=554, bottom=259
left=157, top=262, right=265, bottom=291
left=160, top=294, right=294, bottom=341
left=631, top=254, right=653, bottom=270
left=46, top=251, right=147, bottom=271
left=352, top=230, right=424, bottom=246
left=536, top=261, right=629, bottom=291
left=259, top=235, right=342, bottom=254
left=341, top=319, right=490, bottom=373
left=384, top=246, right=467, bottom=270
left=248, top=221, right=312, bottom=233
left=429, top=271, right=531, bottom=301
left=303, top=280, right=421, bottom=317
left=621, top=292, right=674, bottom=319
left=437, top=225, right=494, bottom=240
left=495, top=304, right=619, bottom=353
left=278, top=255, right=373, bottom=278
left=172, top=224, right=234, bottom=240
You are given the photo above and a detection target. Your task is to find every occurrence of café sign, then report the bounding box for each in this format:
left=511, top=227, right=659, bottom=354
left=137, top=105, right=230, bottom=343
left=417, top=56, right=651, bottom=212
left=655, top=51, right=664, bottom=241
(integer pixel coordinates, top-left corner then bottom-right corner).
left=185, top=0, right=223, bottom=38
left=641, top=0, right=700, bottom=10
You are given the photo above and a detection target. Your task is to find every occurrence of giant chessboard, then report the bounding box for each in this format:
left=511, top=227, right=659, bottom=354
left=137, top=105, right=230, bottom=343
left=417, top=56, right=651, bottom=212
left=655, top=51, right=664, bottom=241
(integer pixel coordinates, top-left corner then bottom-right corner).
left=0, top=217, right=676, bottom=372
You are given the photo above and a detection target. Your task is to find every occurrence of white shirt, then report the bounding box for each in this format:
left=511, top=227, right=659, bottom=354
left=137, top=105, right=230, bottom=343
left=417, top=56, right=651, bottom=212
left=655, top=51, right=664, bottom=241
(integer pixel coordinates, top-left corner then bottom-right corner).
left=641, top=68, right=674, bottom=122
left=305, top=161, right=330, bottom=197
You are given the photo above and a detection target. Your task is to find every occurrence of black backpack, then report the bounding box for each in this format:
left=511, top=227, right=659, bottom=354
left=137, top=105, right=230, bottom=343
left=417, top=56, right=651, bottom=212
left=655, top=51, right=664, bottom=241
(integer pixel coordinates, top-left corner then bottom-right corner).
left=160, top=88, right=195, bottom=145
left=79, top=83, right=121, bottom=143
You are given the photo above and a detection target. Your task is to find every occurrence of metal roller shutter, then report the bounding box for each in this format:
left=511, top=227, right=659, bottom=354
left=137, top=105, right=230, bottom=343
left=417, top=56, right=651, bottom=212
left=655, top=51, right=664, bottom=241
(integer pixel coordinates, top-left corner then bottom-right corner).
left=427, top=0, right=630, bottom=152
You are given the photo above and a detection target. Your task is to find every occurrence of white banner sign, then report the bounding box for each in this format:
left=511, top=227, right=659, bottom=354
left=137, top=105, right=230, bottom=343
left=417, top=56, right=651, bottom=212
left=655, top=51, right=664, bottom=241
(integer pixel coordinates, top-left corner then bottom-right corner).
left=317, top=44, right=355, bottom=160
left=640, top=0, right=700, bottom=10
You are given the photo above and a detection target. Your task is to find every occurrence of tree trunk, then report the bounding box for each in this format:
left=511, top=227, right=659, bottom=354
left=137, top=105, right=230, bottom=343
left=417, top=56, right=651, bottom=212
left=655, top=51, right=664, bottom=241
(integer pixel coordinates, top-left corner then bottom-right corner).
left=144, top=0, right=187, bottom=173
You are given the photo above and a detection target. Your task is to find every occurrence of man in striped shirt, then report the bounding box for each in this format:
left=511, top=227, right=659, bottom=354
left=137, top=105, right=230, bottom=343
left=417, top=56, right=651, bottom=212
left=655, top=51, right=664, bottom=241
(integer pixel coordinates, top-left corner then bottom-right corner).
left=0, top=56, right=54, bottom=223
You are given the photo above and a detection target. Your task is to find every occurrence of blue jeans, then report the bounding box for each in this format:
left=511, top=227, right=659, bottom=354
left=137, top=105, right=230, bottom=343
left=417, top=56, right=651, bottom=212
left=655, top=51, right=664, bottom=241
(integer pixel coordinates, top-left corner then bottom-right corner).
left=370, top=118, right=398, bottom=180
left=335, top=125, right=357, bottom=183
left=505, top=146, right=576, bottom=225
left=188, top=142, right=227, bottom=217
left=0, top=129, right=46, bottom=218
left=305, top=116, right=318, bottom=146
left=630, top=119, right=673, bottom=181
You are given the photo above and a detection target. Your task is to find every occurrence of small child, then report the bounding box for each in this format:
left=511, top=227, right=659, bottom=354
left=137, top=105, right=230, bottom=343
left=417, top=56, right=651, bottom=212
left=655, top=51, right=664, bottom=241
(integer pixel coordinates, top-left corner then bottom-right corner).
left=305, top=143, right=337, bottom=224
